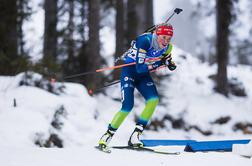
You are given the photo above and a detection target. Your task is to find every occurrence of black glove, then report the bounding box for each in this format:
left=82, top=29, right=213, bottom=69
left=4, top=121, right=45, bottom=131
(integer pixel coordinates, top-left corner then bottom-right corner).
left=160, top=54, right=176, bottom=71
left=160, top=54, right=172, bottom=65
left=167, top=60, right=177, bottom=71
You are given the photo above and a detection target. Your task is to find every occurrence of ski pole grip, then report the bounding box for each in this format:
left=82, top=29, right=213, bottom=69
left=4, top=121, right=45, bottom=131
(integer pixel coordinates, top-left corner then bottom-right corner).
left=174, top=8, right=183, bottom=14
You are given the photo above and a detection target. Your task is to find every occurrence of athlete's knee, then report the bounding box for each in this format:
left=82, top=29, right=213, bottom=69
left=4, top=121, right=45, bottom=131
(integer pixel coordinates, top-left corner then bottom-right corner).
left=121, top=96, right=134, bottom=112
left=121, top=103, right=134, bottom=112
left=146, top=97, right=159, bottom=106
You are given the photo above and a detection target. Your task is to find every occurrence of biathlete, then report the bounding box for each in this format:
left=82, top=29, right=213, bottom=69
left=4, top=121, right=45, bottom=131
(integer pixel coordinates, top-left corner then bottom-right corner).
left=98, top=23, right=177, bottom=150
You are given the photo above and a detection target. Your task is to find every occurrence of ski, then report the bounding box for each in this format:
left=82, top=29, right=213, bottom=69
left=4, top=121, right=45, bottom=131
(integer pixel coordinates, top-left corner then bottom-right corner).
left=95, top=145, right=111, bottom=154
left=239, top=154, right=252, bottom=159
left=112, top=146, right=180, bottom=155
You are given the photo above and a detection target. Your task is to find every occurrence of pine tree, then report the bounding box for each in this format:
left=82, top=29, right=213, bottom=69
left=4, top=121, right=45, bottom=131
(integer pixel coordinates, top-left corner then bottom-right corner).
left=17, top=0, right=32, bottom=56
left=0, top=0, right=18, bottom=75
left=126, top=0, right=138, bottom=45
left=63, top=0, right=76, bottom=75
left=113, top=0, right=125, bottom=80
left=126, top=0, right=153, bottom=45
left=76, top=0, right=88, bottom=74
left=82, top=0, right=102, bottom=89
left=43, top=0, right=59, bottom=75
left=145, top=0, right=153, bottom=28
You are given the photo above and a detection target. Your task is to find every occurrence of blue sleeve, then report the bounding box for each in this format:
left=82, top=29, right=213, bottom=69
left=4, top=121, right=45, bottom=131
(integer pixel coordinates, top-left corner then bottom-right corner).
left=135, top=35, right=151, bottom=73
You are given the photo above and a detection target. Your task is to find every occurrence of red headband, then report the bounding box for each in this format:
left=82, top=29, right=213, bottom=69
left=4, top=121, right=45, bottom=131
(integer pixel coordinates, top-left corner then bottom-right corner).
left=156, top=25, right=173, bottom=37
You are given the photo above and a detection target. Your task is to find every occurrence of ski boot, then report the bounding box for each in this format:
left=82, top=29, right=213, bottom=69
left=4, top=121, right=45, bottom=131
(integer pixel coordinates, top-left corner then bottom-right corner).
left=128, top=124, right=144, bottom=147
left=97, top=129, right=115, bottom=153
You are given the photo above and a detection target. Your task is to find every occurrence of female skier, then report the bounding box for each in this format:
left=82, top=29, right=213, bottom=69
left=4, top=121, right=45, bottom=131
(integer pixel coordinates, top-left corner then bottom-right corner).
left=98, top=23, right=177, bottom=150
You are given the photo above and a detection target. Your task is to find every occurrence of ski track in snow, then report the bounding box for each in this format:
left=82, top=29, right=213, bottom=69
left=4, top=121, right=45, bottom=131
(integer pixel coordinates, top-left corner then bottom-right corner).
left=0, top=146, right=251, bottom=166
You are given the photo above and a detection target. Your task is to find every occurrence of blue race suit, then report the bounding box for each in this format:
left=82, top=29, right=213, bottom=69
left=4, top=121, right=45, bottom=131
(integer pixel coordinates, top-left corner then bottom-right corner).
left=108, top=32, right=173, bottom=130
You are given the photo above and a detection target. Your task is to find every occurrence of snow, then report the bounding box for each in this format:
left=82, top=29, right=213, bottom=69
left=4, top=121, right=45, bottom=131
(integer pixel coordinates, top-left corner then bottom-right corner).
left=1, top=45, right=252, bottom=165
left=233, top=0, right=252, bottom=40
left=233, top=140, right=252, bottom=157
left=0, top=146, right=251, bottom=166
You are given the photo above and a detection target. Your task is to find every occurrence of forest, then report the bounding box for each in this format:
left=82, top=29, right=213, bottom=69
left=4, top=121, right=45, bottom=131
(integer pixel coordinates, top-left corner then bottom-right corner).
left=0, top=0, right=251, bottom=96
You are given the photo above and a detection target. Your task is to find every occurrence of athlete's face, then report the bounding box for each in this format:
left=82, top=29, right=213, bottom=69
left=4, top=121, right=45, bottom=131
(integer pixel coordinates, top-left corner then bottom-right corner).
left=157, top=35, right=172, bottom=49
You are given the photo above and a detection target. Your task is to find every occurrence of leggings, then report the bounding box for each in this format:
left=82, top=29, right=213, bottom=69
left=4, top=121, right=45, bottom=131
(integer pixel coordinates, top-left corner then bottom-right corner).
left=108, top=65, right=159, bottom=131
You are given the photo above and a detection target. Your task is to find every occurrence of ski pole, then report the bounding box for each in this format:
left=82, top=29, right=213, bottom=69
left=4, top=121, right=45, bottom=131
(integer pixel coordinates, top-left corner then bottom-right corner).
left=145, top=8, right=183, bottom=33
left=165, top=8, right=183, bottom=23
left=63, top=62, right=135, bottom=80
left=63, top=57, right=161, bottom=80
left=50, top=57, right=161, bottom=83
left=87, top=64, right=169, bottom=95
left=88, top=80, right=121, bottom=95
left=95, top=56, right=161, bottom=73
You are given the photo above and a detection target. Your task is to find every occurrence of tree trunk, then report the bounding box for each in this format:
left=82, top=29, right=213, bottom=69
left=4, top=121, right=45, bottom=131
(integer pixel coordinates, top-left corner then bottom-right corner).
left=79, top=0, right=88, bottom=42
left=126, top=0, right=152, bottom=45
left=43, top=0, right=58, bottom=71
left=17, top=0, right=25, bottom=56
left=134, top=0, right=148, bottom=35
left=113, top=0, right=125, bottom=80
left=126, top=0, right=138, bottom=45
left=145, top=0, right=153, bottom=28
left=84, top=0, right=102, bottom=89
left=0, top=0, right=18, bottom=75
left=76, top=0, right=88, bottom=81
left=65, top=0, right=75, bottom=74
left=215, top=0, right=232, bottom=96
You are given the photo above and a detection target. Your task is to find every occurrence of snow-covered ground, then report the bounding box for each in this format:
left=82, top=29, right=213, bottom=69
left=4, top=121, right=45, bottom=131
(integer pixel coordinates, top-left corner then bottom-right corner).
left=1, top=46, right=252, bottom=165
left=0, top=146, right=251, bottom=166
